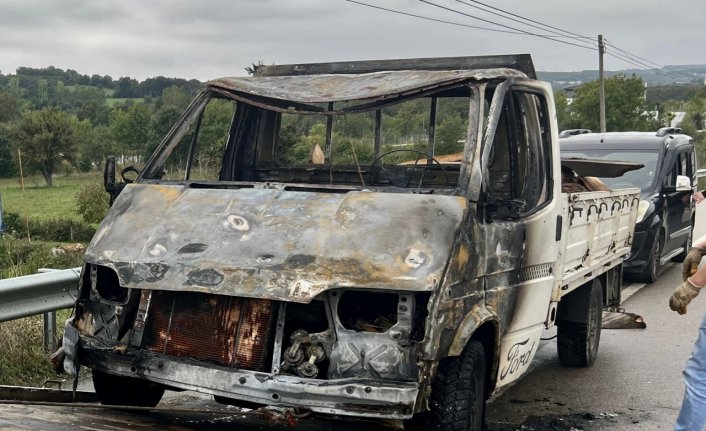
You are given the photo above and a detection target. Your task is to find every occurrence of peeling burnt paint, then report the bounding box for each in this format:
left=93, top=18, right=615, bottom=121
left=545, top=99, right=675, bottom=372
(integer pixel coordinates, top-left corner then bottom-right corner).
left=85, top=185, right=467, bottom=302
left=186, top=269, right=224, bottom=286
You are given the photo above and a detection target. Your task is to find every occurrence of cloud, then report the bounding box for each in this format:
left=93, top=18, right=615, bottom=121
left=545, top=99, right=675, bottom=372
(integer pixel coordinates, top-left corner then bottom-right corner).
left=0, top=0, right=704, bottom=80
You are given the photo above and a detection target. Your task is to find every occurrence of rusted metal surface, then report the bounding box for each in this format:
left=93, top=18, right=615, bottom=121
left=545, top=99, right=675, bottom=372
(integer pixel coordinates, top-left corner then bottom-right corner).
left=85, top=185, right=467, bottom=303
left=208, top=68, right=526, bottom=104
left=142, top=291, right=275, bottom=370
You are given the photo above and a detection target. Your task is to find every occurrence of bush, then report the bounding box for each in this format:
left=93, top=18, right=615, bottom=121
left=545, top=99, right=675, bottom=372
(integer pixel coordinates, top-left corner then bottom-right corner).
left=0, top=235, right=85, bottom=278
left=2, top=211, right=96, bottom=243
left=74, top=181, right=109, bottom=224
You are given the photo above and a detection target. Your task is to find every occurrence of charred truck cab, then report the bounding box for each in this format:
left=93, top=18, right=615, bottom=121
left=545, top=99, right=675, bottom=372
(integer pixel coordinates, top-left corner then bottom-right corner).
left=60, top=55, right=639, bottom=429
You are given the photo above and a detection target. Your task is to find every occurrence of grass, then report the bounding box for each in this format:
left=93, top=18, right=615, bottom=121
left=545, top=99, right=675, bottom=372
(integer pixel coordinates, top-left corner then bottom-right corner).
left=0, top=235, right=85, bottom=386
left=0, top=173, right=100, bottom=221
left=0, top=310, right=73, bottom=386
left=0, top=174, right=97, bottom=386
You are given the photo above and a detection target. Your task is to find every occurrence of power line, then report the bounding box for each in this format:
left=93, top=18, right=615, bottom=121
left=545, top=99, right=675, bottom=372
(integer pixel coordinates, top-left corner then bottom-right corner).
left=417, top=0, right=597, bottom=52
left=604, top=40, right=694, bottom=80
left=344, top=0, right=692, bottom=83
left=341, top=0, right=533, bottom=35
left=454, top=0, right=592, bottom=41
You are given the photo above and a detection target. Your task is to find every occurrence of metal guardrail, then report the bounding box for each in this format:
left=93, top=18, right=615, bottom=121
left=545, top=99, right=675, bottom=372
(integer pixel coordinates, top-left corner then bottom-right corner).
left=0, top=268, right=81, bottom=351
left=0, top=268, right=81, bottom=323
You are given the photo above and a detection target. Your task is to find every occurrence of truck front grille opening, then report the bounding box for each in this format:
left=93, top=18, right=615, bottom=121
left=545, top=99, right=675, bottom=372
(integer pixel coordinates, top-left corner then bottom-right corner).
left=337, top=291, right=398, bottom=332
left=142, top=291, right=275, bottom=371
left=94, top=265, right=128, bottom=303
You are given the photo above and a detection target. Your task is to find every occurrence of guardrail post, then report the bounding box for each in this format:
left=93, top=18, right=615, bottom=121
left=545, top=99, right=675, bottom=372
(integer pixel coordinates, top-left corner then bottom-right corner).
left=43, top=311, right=56, bottom=352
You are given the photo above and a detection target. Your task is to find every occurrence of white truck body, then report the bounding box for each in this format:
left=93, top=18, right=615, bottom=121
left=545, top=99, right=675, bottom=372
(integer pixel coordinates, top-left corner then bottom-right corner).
left=59, top=55, right=639, bottom=429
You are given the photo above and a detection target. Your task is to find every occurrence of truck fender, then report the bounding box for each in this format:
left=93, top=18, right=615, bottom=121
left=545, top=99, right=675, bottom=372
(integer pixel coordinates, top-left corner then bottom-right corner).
left=448, top=304, right=496, bottom=357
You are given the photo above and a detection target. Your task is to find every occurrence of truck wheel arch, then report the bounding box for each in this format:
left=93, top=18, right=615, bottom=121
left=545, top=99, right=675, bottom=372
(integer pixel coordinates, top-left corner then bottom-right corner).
left=448, top=308, right=499, bottom=391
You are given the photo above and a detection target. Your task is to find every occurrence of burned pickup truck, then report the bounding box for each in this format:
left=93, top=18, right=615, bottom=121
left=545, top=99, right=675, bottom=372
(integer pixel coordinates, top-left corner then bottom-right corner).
left=58, top=55, right=639, bottom=430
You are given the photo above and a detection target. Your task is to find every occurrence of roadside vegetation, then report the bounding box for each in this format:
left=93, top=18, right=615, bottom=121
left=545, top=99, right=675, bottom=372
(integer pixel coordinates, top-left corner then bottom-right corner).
left=0, top=173, right=105, bottom=386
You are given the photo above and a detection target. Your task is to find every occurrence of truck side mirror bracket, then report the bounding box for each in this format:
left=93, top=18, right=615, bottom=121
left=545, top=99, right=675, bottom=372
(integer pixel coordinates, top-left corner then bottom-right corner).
left=104, top=156, right=137, bottom=205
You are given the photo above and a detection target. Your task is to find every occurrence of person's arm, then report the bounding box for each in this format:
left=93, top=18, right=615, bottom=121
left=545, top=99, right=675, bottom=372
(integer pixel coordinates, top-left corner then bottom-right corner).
left=672, top=239, right=706, bottom=315
left=682, top=239, right=706, bottom=280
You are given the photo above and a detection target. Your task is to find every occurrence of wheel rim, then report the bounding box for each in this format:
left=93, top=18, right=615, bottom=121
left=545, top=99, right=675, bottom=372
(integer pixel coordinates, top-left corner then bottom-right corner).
left=650, top=235, right=662, bottom=277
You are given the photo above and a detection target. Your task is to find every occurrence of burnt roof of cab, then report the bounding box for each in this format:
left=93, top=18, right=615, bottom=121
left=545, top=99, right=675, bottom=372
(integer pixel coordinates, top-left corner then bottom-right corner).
left=207, top=69, right=526, bottom=104
left=206, top=54, right=534, bottom=104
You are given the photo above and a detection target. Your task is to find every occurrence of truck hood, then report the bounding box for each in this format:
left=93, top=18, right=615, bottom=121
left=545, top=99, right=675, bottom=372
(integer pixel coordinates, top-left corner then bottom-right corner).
left=86, top=184, right=467, bottom=303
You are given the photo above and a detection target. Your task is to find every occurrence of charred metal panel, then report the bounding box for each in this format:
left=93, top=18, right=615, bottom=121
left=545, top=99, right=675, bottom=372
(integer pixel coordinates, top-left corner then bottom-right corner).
left=142, top=291, right=274, bottom=371
left=208, top=69, right=526, bottom=105
left=86, top=184, right=467, bottom=302
left=328, top=291, right=418, bottom=381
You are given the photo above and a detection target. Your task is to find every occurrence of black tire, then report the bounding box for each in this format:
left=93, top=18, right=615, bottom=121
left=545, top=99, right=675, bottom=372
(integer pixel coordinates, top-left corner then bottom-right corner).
left=415, top=340, right=486, bottom=431
left=92, top=369, right=165, bottom=407
left=557, top=278, right=603, bottom=367
left=672, top=223, right=693, bottom=263
left=636, top=232, right=663, bottom=283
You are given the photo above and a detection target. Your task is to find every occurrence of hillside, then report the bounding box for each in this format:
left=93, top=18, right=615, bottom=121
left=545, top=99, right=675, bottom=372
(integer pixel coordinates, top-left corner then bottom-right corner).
left=538, top=64, right=706, bottom=89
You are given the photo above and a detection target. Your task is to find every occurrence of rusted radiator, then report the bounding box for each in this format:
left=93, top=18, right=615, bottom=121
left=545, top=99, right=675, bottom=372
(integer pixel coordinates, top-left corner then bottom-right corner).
left=142, top=290, right=275, bottom=371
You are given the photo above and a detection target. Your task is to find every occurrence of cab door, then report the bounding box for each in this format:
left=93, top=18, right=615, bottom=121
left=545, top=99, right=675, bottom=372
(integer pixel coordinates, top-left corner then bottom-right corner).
left=478, top=79, right=561, bottom=388
left=663, top=148, right=695, bottom=259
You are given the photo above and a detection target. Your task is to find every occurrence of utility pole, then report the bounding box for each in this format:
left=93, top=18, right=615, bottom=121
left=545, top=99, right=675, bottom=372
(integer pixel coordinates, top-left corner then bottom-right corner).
left=598, top=34, right=606, bottom=133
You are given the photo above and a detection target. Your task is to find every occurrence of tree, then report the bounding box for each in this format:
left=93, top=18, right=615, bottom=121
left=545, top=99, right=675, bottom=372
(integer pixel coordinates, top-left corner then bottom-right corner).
left=13, top=107, right=78, bottom=187
left=0, top=91, right=17, bottom=123
left=569, top=74, right=659, bottom=132
left=679, top=96, right=706, bottom=170
left=0, top=124, right=17, bottom=178
left=554, top=91, right=580, bottom=131
left=110, top=103, right=152, bottom=164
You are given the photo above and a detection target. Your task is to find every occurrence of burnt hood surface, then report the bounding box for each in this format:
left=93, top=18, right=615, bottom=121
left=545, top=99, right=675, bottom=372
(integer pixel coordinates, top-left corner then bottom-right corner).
left=86, top=184, right=467, bottom=303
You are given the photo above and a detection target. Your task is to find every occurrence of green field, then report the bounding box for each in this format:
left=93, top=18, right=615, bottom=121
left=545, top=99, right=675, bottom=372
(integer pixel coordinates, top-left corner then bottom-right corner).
left=106, top=97, right=145, bottom=107
left=0, top=174, right=100, bottom=221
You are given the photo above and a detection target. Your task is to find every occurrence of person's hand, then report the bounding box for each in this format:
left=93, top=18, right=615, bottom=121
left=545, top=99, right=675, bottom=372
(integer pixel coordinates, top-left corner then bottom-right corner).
left=682, top=246, right=706, bottom=281
left=669, top=278, right=703, bottom=315
left=694, top=192, right=705, bottom=204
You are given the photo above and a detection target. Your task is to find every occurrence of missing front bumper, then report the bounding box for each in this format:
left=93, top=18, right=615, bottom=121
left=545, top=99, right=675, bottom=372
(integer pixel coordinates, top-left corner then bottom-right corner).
left=80, top=346, right=419, bottom=419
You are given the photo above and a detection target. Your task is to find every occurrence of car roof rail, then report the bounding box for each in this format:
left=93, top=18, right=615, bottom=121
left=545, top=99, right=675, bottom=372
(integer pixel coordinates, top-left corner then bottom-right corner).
left=656, top=127, right=683, bottom=137
left=559, top=129, right=592, bottom=138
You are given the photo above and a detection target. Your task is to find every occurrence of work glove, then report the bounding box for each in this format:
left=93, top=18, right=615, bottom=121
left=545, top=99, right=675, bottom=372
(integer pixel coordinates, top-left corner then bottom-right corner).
left=669, top=277, right=703, bottom=315
left=682, top=246, right=706, bottom=281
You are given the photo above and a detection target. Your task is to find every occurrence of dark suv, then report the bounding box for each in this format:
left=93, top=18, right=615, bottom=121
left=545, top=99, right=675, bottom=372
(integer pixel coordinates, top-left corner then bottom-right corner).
left=561, top=129, right=696, bottom=282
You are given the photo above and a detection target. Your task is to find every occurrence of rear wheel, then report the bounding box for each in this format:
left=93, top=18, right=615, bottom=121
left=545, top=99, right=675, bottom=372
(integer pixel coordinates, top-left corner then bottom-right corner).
left=414, top=340, right=486, bottom=431
left=92, top=369, right=165, bottom=407
left=557, top=278, right=603, bottom=367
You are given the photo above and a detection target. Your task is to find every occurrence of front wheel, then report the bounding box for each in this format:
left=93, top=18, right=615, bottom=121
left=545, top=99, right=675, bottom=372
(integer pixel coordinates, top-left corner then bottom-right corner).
left=92, top=369, right=165, bottom=407
left=557, top=278, right=603, bottom=367
left=637, top=231, right=663, bottom=283
left=414, top=340, right=486, bottom=431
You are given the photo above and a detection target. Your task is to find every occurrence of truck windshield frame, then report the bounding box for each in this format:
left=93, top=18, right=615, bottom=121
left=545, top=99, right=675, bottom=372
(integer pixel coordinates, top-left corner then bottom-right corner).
left=139, top=83, right=485, bottom=192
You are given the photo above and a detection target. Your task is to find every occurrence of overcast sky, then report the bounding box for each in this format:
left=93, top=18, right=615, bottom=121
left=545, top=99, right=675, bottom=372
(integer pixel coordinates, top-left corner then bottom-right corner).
left=1, top=0, right=704, bottom=81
